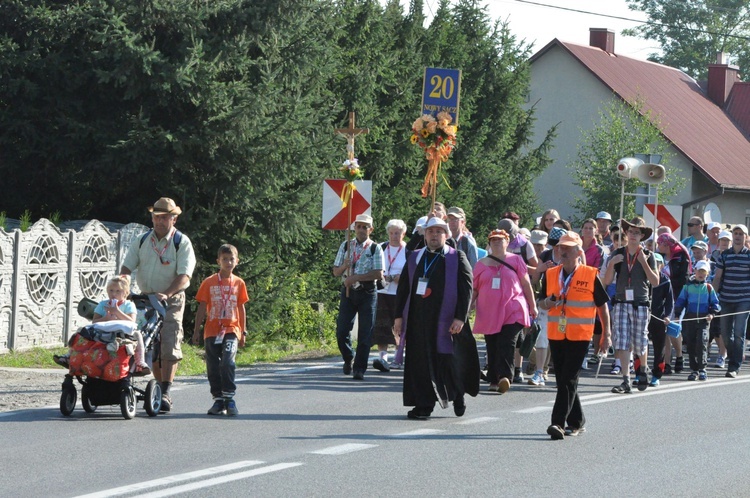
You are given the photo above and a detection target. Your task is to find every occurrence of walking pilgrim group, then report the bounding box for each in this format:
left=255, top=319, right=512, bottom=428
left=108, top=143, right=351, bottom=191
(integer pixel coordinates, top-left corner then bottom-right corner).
left=333, top=205, right=750, bottom=440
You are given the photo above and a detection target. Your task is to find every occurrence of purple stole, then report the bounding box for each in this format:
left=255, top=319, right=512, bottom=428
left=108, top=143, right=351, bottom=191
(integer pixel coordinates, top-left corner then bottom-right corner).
left=398, top=246, right=458, bottom=355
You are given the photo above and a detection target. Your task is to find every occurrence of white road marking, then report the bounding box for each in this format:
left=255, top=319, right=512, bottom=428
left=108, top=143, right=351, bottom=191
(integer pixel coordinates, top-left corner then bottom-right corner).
left=136, top=463, right=303, bottom=498
left=392, top=428, right=444, bottom=437
left=514, top=376, right=750, bottom=413
left=310, top=443, right=378, bottom=455
left=74, top=460, right=264, bottom=498
left=455, top=416, right=500, bottom=425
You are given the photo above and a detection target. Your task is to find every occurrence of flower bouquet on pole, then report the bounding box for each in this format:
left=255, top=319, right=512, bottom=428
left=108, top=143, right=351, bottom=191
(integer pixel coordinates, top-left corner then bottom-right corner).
left=410, top=111, right=457, bottom=203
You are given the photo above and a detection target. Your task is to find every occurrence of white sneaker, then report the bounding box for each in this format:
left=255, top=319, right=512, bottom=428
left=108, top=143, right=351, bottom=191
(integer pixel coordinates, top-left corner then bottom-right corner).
left=715, top=356, right=726, bottom=368
left=528, top=370, right=545, bottom=386
left=581, top=358, right=589, bottom=370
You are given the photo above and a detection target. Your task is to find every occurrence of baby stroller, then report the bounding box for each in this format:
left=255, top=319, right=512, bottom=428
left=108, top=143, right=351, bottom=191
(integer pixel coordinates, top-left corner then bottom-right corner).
left=59, top=294, right=166, bottom=419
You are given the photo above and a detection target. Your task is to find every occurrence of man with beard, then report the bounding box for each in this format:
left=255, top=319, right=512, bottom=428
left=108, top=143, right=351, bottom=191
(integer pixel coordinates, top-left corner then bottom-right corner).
left=393, top=217, right=477, bottom=419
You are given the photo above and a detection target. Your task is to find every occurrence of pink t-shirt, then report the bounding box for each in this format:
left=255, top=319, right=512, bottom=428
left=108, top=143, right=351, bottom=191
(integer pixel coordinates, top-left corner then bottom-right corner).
left=472, top=254, right=531, bottom=335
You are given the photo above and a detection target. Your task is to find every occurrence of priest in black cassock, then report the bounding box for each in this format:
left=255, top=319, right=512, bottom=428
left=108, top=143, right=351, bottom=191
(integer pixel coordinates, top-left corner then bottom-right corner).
left=394, top=216, right=478, bottom=419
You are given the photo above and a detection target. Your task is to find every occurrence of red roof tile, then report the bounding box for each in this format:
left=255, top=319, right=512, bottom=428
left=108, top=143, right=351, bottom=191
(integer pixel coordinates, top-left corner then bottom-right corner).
left=531, top=39, right=750, bottom=191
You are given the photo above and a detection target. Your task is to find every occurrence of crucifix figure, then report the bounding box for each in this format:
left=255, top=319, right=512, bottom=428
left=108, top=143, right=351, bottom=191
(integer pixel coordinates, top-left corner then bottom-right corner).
left=336, top=112, right=369, bottom=162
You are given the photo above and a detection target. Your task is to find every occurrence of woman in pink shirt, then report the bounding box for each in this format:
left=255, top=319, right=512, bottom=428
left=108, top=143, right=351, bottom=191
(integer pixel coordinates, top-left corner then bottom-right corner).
left=472, top=229, right=538, bottom=393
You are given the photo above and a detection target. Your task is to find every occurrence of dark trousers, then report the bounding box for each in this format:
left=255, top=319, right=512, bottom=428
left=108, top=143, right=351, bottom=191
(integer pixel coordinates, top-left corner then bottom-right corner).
left=485, top=323, right=523, bottom=384
left=549, top=338, right=589, bottom=430
left=205, top=333, right=238, bottom=398
left=683, top=316, right=710, bottom=372
left=648, top=318, right=667, bottom=378
left=336, top=287, right=377, bottom=372
left=720, top=301, right=750, bottom=372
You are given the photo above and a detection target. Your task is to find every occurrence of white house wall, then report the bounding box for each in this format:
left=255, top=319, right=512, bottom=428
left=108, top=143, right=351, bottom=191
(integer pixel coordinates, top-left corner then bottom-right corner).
left=527, top=45, right=697, bottom=223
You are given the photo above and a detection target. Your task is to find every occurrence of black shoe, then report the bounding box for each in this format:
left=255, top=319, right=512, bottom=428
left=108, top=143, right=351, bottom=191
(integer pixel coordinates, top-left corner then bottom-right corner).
left=453, top=396, right=466, bottom=417
left=611, top=381, right=632, bottom=394
left=160, top=395, right=172, bottom=413
left=726, top=370, right=738, bottom=378
left=547, top=424, right=565, bottom=440
left=373, top=358, right=390, bottom=372
left=53, top=354, right=70, bottom=368
left=637, top=371, right=649, bottom=391
left=343, top=359, right=352, bottom=375
left=407, top=407, right=432, bottom=420
left=663, top=364, right=673, bottom=375
left=674, top=357, right=684, bottom=373
left=352, top=370, right=364, bottom=380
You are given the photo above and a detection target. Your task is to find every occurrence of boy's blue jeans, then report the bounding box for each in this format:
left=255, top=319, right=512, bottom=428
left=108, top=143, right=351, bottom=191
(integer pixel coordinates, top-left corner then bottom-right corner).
left=206, top=333, right=238, bottom=398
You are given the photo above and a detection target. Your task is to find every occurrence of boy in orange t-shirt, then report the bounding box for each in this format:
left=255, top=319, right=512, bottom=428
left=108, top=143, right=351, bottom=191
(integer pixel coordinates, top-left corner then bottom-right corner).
left=193, top=244, right=249, bottom=416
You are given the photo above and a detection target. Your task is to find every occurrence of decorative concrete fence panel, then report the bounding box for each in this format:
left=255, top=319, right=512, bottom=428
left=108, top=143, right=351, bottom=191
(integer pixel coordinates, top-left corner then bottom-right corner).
left=0, top=219, right=148, bottom=353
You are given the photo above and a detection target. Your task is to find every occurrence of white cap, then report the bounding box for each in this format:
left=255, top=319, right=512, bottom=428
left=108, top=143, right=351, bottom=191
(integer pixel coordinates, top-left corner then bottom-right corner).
left=413, top=216, right=428, bottom=234
left=694, top=260, right=710, bottom=273
left=719, top=230, right=732, bottom=240
left=707, top=221, right=721, bottom=231
left=733, top=224, right=749, bottom=235
left=424, top=217, right=451, bottom=235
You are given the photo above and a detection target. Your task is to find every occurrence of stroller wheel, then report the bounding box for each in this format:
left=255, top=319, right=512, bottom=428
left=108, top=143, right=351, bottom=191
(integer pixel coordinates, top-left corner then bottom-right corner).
left=144, top=379, right=162, bottom=417
left=120, top=388, right=136, bottom=419
left=81, top=384, right=97, bottom=413
left=60, top=386, right=77, bottom=416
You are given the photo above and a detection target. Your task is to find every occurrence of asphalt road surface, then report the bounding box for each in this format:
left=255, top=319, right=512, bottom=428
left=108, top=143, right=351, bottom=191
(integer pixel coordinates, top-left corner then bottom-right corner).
left=2, top=348, right=750, bottom=497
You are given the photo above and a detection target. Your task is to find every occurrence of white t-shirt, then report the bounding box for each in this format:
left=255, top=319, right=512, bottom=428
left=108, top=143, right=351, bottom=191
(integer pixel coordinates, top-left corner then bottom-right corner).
left=379, top=242, right=407, bottom=296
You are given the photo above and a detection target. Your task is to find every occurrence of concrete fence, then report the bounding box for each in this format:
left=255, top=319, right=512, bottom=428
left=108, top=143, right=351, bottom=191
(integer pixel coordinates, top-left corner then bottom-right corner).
left=0, top=219, right=149, bottom=352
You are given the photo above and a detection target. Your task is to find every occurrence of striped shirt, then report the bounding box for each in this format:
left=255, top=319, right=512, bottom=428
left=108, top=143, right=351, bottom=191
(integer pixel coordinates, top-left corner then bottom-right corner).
left=716, top=247, right=750, bottom=303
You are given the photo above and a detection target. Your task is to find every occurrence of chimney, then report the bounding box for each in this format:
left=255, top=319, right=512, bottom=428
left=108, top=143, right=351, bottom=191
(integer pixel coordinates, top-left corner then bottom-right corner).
left=589, top=28, right=615, bottom=53
left=708, top=52, right=740, bottom=107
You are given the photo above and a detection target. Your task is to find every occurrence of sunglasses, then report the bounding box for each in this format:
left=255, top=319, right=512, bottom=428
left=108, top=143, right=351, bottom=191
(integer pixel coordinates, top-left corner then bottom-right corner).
left=687, top=223, right=701, bottom=227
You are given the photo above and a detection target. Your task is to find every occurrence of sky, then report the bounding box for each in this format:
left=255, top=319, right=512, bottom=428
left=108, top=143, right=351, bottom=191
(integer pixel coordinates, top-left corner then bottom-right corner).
left=425, top=0, right=663, bottom=61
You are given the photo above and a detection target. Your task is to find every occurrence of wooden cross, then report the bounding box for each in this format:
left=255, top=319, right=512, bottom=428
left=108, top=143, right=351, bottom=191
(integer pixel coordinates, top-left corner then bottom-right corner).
left=335, top=112, right=369, bottom=161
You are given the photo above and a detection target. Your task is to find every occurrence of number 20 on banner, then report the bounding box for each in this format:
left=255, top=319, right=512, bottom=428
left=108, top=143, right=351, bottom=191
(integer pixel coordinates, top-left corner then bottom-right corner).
left=421, top=67, right=461, bottom=124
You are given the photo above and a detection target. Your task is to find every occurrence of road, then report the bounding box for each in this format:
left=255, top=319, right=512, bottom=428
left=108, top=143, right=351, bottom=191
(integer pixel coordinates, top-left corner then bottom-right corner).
left=2, top=347, right=749, bottom=497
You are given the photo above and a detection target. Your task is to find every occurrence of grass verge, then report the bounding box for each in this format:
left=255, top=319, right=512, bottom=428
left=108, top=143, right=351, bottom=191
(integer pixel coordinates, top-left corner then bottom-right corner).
left=0, top=340, right=340, bottom=376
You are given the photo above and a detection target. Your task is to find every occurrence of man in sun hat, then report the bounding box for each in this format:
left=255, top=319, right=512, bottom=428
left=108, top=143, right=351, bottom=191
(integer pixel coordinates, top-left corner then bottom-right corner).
left=604, top=217, right=659, bottom=393
left=712, top=224, right=750, bottom=378
left=121, top=197, right=196, bottom=412
left=332, top=213, right=385, bottom=380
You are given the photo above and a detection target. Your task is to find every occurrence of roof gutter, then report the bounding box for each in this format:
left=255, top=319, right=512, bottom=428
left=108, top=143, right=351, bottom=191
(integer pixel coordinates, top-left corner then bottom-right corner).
left=680, top=186, right=725, bottom=209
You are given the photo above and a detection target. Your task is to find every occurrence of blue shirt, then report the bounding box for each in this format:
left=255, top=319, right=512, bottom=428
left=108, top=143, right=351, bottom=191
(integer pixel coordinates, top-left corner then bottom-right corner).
left=93, top=300, right=137, bottom=317
left=716, top=247, right=750, bottom=303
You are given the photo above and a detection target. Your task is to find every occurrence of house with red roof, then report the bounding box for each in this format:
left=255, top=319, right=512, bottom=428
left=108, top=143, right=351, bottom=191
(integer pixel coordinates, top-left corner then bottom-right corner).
left=527, top=28, right=750, bottom=232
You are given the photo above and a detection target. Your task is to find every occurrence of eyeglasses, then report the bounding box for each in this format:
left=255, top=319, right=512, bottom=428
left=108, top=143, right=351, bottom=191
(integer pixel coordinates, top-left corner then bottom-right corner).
left=687, top=223, right=701, bottom=227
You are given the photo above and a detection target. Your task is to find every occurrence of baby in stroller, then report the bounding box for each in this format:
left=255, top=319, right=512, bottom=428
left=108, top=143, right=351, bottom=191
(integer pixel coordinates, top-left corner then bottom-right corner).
left=54, top=275, right=151, bottom=374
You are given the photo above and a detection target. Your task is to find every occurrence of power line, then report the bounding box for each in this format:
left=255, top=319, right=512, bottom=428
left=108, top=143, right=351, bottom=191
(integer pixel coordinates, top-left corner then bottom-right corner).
left=507, top=0, right=750, bottom=41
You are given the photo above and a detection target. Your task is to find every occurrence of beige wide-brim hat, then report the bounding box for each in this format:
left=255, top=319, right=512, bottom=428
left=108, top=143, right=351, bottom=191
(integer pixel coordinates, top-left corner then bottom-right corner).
left=148, top=197, right=182, bottom=215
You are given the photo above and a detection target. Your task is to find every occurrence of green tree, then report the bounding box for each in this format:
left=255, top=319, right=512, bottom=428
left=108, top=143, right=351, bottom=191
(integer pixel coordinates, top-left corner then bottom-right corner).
left=570, top=97, right=685, bottom=225
left=624, top=0, right=750, bottom=80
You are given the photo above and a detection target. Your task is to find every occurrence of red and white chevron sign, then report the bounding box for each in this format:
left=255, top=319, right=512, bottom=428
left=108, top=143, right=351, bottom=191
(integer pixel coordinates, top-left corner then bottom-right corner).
left=644, top=203, right=682, bottom=239
left=321, top=179, right=372, bottom=230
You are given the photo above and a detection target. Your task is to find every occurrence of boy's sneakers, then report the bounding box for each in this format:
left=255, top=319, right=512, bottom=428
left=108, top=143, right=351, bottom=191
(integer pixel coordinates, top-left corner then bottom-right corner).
left=208, top=399, right=226, bottom=416
left=225, top=399, right=239, bottom=416
left=715, top=356, right=726, bottom=368
left=611, top=380, right=632, bottom=394
left=698, top=370, right=707, bottom=381
left=687, top=371, right=698, bottom=381
left=649, top=377, right=660, bottom=387
left=528, top=370, right=545, bottom=386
